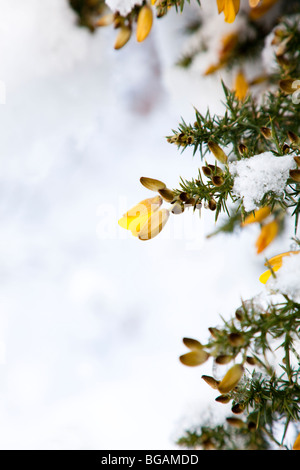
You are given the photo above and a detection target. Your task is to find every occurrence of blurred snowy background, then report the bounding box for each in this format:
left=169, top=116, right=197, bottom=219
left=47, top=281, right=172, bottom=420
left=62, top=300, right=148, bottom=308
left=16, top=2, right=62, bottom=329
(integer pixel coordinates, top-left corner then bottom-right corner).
left=0, top=0, right=288, bottom=450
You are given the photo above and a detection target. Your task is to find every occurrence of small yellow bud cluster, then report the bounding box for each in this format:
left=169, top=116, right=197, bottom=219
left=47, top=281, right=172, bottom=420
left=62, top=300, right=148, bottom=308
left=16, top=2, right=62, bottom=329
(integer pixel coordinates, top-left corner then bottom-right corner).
left=166, top=132, right=195, bottom=147
left=96, top=3, right=154, bottom=50
left=201, top=364, right=245, bottom=413
left=179, top=338, right=210, bottom=367
left=141, top=177, right=202, bottom=215
left=202, top=163, right=225, bottom=187
left=118, top=174, right=205, bottom=241
left=181, top=327, right=246, bottom=391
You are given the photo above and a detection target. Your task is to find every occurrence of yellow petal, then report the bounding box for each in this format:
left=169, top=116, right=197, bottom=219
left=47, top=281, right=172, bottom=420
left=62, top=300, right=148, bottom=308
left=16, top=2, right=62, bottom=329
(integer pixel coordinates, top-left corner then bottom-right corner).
left=241, top=206, right=271, bottom=226
left=114, top=26, right=131, bottom=50
left=136, top=5, right=153, bottom=43
left=179, top=350, right=209, bottom=367
left=249, top=0, right=279, bottom=20
left=217, top=364, right=244, bottom=394
left=259, top=265, right=280, bottom=284
left=138, top=208, right=169, bottom=241
left=293, top=433, right=300, bottom=450
left=220, top=32, right=239, bottom=60
left=234, top=70, right=249, bottom=101
left=223, top=0, right=240, bottom=23
left=266, top=250, right=300, bottom=267
left=217, top=0, right=225, bottom=13
left=118, top=195, right=162, bottom=231
left=233, top=0, right=240, bottom=14
left=255, top=220, right=279, bottom=254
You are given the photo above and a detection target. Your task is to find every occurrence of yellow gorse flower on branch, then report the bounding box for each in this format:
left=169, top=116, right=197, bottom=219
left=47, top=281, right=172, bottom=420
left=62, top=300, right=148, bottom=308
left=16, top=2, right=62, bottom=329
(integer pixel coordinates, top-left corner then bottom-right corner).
left=255, top=219, right=279, bottom=254
left=259, top=250, right=300, bottom=284
left=136, top=4, right=153, bottom=43
left=249, top=0, right=279, bottom=20
left=216, top=0, right=279, bottom=23
left=118, top=195, right=169, bottom=240
left=233, top=70, right=249, bottom=101
left=216, top=0, right=240, bottom=23
left=241, top=206, right=271, bottom=226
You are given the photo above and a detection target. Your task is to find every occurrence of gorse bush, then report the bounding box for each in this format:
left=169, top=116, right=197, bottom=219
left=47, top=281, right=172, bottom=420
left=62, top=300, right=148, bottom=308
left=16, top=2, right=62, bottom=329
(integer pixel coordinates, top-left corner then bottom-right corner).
left=70, top=0, right=300, bottom=450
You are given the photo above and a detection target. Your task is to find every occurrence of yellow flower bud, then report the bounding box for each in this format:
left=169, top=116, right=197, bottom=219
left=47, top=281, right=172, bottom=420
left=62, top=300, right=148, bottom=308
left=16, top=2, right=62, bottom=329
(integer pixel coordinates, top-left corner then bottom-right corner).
left=294, top=156, right=300, bottom=167
left=212, top=175, right=225, bottom=187
left=114, top=26, right=131, bottom=50
left=231, top=402, right=245, bottom=414
left=179, top=350, right=209, bottom=367
left=208, top=327, right=221, bottom=338
left=260, top=127, right=272, bottom=139
left=288, top=131, right=300, bottom=146
left=180, top=337, right=210, bottom=366
left=215, top=394, right=231, bottom=404
left=136, top=5, right=153, bottom=43
left=216, top=355, right=233, bottom=365
left=182, top=337, right=203, bottom=350
left=226, top=417, right=245, bottom=428
left=289, top=169, right=300, bottom=182
left=201, top=375, right=220, bottom=389
left=279, top=78, right=298, bottom=94
left=140, top=176, right=166, bottom=191
left=246, top=356, right=257, bottom=366
left=217, top=364, right=244, bottom=394
left=158, top=188, right=176, bottom=202
left=208, top=141, right=228, bottom=164
left=96, top=14, right=114, bottom=27
left=228, top=332, right=245, bottom=347
left=234, top=70, right=248, bottom=101
left=208, top=198, right=217, bottom=211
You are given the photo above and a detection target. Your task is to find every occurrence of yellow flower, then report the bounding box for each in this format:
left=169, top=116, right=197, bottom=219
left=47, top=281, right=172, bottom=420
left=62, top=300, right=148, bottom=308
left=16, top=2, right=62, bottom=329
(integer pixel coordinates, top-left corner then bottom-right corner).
left=179, top=337, right=210, bottom=367
left=241, top=206, right=271, bottom=226
left=293, top=432, right=300, bottom=450
left=136, top=4, right=153, bottom=43
left=255, top=219, right=279, bottom=254
left=249, top=0, right=279, bottom=20
left=204, top=31, right=238, bottom=75
left=259, top=250, right=300, bottom=284
left=217, top=364, right=244, bottom=394
left=216, top=0, right=240, bottom=23
left=118, top=195, right=163, bottom=237
left=233, top=70, right=249, bottom=101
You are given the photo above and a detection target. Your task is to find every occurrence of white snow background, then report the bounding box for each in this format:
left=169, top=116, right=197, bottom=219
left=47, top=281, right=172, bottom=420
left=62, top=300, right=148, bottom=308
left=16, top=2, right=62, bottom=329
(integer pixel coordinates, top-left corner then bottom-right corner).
left=0, top=0, right=295, bottom=450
